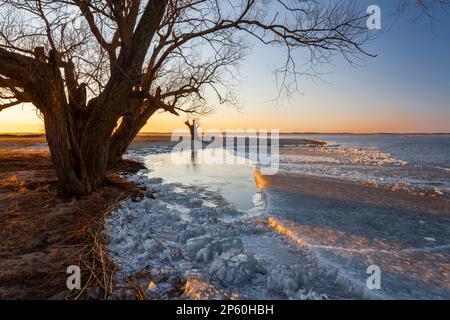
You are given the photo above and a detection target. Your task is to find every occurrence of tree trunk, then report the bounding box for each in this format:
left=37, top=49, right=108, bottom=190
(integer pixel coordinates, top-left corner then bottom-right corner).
left=43, top=51, right=92, bottom=196
left=44, top=110, right=91, bottom=196
left=80, top=0, right=167, bottom=186
left=0, top=1, right=168, bottom=197
left=109, top=104, right=158, bottom=164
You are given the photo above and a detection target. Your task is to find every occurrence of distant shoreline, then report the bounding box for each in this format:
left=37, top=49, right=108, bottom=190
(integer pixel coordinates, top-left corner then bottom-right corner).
left=1, top=132, right=449, bottom=138
left=0, top=133, right=45, bottom=138
left=134, top=131, right=450, bottom=136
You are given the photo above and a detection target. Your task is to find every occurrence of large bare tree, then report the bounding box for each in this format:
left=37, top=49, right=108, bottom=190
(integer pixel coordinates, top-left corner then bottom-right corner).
left=0, top=0, right=417, bottom=196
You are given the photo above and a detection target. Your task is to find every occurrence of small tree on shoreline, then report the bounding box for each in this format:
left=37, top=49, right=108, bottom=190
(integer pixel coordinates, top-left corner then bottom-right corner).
left=184, top=119, right=200, bottom=142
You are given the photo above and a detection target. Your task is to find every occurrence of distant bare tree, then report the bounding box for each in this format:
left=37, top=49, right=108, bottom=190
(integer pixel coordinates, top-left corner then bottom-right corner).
left=184, top=118, right=200, bottom=142
left=0, top=0, right=432, bottom=196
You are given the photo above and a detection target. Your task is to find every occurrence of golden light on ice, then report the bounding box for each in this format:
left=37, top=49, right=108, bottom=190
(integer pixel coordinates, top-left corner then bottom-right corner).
left=267, top=218, right=308, bottom=247
left=253, top=168, right=271, bottom=189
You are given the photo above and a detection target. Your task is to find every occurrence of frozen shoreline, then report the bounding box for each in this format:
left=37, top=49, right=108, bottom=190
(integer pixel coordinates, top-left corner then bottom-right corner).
left=258, top=172, right=450, bottom=299
left=105, top=144, right=449, bottom=300
left=105, top=168, right=354, bottom=299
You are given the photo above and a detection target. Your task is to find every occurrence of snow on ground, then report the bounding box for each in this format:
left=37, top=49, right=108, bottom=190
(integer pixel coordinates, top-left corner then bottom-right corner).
left=105, top=166, right=356, bottom=300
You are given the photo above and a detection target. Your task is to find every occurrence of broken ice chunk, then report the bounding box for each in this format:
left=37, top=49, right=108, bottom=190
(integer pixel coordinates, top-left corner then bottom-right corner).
left=196, top=237, right=243, bottom=263
left=209, top=251, right=260, bottom=285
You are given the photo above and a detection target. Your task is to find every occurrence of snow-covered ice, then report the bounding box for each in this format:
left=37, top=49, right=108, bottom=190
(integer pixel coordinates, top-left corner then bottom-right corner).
left=105, top=147, right=355, bottom=299
left=106, top=169, right=348, bottom=299
left=105, top=146, right=450, bottom=300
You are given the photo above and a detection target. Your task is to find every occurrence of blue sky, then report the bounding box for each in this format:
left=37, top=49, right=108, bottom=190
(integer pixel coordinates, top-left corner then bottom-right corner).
left=210, top=0, right=450, bottom=133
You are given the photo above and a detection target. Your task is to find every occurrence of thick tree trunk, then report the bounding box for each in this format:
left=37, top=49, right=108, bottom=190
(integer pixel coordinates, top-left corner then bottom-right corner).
left=0, top=47, right=91, bottom=196
left=109, top=104, right=158, bottom=164
left=44, top=110, right=91, bottom=196
left=81, top=0, right=167, bottom=187
left=43, top=51, right=92, bottom=196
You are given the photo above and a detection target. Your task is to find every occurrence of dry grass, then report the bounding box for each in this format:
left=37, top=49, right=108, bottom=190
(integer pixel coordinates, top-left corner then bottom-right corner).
left=0, top=147, right=146, bottom=299
left=70, top=191, right=125, bottom=300
left=72, top=180, right=148, bottom=300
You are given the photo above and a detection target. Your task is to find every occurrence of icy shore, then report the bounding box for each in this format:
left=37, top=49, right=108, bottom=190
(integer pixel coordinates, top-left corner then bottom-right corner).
left=104, top=144, right=450, bottom=300
left=104, top=166, right=357, bottom=300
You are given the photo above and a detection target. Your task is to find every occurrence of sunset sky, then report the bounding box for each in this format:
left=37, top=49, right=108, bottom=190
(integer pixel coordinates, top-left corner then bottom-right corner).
left=1, top=0, right=449, bottom=134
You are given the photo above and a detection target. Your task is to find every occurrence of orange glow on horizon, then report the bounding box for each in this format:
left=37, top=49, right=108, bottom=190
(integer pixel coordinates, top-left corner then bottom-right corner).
left=0, top=103, right=449, bottom=134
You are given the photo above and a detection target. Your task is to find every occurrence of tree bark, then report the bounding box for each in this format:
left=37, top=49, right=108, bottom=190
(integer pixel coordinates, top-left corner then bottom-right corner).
left=0, top=47, right=91, bottom=196
left=81, top=0, right=167, bottom=187
left=109, top=103, right=159, bottom=164
left=42, top=50, right=91, bottom=196
left=44, top=107, right=91, bottom=196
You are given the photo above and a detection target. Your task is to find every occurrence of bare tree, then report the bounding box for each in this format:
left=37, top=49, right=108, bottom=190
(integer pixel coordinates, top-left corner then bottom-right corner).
left=0, top=0, right=388, bottom=196
left=184, top=117, right=201, bottom=143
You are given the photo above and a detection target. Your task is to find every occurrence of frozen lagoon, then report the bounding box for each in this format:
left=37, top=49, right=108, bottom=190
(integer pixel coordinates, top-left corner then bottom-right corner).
left=105, top=145, right=450, bottom=299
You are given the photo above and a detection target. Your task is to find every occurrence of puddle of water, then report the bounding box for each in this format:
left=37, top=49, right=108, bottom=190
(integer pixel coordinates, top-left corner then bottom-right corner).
left=144, top=148, right=257, bottom=210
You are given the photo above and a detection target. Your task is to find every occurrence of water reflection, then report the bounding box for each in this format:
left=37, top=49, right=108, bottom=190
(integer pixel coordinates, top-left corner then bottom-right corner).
left=144, top=148, right=257, bottom=210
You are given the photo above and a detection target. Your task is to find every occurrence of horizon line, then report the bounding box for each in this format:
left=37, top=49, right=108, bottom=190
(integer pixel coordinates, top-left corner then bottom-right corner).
left=2, top=131, right=450, bottom=136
